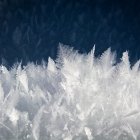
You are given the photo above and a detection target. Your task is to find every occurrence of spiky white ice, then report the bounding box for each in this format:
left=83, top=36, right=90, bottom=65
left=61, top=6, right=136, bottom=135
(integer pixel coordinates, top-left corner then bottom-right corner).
left=0, top=44, right=140, bottom=140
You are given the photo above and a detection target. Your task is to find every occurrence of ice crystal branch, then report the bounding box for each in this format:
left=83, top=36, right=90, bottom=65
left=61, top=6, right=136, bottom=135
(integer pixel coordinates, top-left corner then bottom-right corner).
left=0, top=44, right=140, bottom=140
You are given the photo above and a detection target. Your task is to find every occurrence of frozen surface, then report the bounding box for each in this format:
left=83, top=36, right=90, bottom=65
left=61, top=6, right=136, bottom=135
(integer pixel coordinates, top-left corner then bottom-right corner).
left=0, top=44, right=140, bottom=140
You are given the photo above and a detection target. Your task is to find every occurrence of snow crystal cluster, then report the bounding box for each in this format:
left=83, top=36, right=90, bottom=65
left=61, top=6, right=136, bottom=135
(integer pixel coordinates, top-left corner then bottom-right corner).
left=0, top=44, right=140, bottom=140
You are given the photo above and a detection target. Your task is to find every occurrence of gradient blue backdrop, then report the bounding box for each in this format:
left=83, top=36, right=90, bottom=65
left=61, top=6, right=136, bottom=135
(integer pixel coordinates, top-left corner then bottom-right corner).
left=0, top=0, right=139, bottom=66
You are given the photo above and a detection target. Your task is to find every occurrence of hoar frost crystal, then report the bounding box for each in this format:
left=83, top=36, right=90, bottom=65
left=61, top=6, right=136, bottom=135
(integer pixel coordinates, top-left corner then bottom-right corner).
left=0, top=44, right=140, bottom=140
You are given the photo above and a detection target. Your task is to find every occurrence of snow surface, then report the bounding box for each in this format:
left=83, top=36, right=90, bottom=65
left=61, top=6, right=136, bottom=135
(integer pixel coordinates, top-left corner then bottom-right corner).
left=0, top=44, right=140, bottom=140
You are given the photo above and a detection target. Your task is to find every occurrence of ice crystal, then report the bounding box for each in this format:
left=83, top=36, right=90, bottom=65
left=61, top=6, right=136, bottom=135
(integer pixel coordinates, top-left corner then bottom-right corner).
left=0, top=44, right=140, bottom=140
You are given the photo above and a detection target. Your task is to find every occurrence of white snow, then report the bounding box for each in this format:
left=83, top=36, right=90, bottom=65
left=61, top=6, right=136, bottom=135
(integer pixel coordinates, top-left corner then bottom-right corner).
left=0, top=44, right=140, bottom=140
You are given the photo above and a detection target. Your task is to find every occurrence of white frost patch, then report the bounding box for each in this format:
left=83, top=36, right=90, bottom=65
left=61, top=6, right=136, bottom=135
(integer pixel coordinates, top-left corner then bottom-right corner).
left=0, top=44, right=140, bottom=140
left=8, top=108, right=19, bottom=126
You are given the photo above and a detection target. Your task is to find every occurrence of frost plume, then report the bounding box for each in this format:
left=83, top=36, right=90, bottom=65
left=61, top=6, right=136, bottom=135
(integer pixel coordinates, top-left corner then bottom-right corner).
left=0, top=44, right=140, bottom=140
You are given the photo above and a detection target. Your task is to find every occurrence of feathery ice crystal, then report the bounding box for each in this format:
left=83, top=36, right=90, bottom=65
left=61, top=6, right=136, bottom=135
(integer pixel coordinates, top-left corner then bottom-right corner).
left=0, top=44, right=140, bottom=140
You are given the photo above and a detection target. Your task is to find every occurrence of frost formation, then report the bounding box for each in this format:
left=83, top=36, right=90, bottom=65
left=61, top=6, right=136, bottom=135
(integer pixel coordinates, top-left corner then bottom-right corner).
left=0, top=44, right=140, bottom=140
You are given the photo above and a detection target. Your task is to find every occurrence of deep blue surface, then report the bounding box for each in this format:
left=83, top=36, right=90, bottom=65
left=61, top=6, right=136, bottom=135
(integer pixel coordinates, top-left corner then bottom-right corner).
left=0, top=0, right=140, bottom=66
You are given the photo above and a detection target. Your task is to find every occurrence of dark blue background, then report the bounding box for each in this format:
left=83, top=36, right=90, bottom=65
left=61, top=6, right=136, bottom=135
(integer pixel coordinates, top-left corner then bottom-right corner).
left=0, top=0, right=140, bottom=66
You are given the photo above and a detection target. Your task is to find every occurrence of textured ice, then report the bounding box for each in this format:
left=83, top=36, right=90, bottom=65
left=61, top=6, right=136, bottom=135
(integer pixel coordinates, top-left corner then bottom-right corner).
left=0, top=44, right=140, bottom=140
